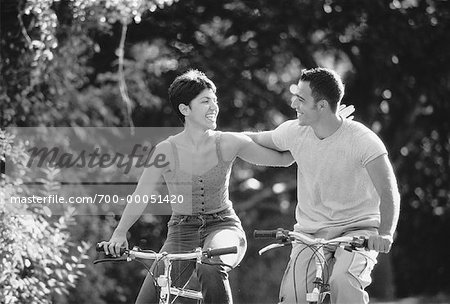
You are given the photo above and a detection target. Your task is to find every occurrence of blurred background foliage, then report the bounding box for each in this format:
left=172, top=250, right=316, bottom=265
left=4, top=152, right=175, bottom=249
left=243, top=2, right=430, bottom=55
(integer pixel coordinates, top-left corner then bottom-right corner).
left=1, top=0, right=449, bottom=303
left=0, top=130, right=90, bottom=304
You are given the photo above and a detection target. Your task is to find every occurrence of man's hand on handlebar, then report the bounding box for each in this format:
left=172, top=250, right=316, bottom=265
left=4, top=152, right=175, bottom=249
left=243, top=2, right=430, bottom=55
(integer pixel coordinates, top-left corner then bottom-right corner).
left=367, top=234, right=393, bottom=253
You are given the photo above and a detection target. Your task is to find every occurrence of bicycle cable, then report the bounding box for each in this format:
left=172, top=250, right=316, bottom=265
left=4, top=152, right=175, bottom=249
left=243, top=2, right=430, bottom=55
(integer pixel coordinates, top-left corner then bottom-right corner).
left=202, top=261, right=234, bottom=269
left=306, top=244, right=333, bottom=294
left=292, top=243, right=315, bottom=304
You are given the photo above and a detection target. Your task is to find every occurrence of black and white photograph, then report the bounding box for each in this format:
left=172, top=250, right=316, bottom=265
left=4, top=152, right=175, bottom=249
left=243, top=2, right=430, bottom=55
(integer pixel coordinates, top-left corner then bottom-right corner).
left=1, top=0, right=449, bottom=303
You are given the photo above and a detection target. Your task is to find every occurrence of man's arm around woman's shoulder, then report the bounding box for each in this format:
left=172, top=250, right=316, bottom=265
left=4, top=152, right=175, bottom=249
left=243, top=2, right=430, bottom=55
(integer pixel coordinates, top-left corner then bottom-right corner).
left=221, top=131, right=294, bottom=167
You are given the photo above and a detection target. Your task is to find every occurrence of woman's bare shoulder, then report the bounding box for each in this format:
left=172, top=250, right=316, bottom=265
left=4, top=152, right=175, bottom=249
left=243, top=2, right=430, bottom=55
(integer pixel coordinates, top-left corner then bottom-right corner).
left=217, top=131, right=249, bottom=158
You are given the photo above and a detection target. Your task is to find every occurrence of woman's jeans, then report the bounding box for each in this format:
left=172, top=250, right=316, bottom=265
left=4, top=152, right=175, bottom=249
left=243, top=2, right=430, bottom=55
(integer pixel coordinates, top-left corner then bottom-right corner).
left=135, top=208, right=247, bottom=304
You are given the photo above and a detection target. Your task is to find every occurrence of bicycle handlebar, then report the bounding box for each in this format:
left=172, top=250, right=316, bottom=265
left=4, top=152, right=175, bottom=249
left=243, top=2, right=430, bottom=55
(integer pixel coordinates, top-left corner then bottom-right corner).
left=254, top=228, right=289, bottom=240
left=95, top=243, right=127, bottom=256
left=205, top=246, right=238, bottom=257
left=94, top=244, right=238, bottom=264
left=254, top=228, right=369, bottom=253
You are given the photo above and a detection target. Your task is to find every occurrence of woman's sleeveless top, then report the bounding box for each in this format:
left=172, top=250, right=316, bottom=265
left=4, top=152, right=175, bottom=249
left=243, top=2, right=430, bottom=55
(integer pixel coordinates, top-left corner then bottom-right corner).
left=162, top=132, right=234, bottom=215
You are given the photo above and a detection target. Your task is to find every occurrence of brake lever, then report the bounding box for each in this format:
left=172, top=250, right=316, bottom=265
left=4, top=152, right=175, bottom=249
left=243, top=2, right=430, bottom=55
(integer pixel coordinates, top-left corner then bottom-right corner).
left=258, top=242, right=290, bottom=255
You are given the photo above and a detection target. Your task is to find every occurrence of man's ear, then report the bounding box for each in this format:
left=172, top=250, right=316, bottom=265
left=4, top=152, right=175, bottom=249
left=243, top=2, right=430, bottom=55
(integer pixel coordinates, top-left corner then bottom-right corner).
left=318, top=99, right=328, bottom=110
left=179, top=104, right=190, bottom=116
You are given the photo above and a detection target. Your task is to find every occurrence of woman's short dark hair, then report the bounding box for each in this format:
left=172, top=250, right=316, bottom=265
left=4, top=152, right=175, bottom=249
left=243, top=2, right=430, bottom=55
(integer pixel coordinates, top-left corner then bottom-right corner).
left=168, top=69, right=217, bottom=123
left=300, top=68, right=345, bottom=112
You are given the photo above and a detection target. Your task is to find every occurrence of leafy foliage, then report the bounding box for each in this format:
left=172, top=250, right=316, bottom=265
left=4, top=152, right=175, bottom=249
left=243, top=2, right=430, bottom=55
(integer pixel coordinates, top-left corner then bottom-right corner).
left=0, top=130, right=90, bottom=304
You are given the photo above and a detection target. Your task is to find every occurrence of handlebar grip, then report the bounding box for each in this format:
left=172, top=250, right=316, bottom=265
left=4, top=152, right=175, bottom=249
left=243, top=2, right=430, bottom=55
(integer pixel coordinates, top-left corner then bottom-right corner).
left=206, top=246, right=238, bottom=258
left=253, top=230, right=279, bottom=239
left=96, top=243, right=127, bottom=256
left=254, top=228, right=290, bottom=240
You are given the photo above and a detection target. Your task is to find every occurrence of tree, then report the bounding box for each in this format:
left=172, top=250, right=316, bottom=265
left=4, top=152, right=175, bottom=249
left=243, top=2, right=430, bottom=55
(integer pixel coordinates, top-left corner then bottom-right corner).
left=2, top=0, right=449, bottom=302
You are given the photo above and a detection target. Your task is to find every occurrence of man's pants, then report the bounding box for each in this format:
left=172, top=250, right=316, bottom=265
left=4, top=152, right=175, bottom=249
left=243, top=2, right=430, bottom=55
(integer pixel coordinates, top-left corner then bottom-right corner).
left=279, top=243, right=378, bottom=304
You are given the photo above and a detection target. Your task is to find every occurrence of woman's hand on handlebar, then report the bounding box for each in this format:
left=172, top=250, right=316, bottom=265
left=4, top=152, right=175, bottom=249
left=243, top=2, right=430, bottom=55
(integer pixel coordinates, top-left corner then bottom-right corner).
left=99, top=230, right=129, bottom=257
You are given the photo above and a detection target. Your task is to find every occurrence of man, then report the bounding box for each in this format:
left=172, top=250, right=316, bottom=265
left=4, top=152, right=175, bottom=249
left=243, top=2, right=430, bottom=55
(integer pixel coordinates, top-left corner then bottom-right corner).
left=247, top=67, right=400, bottom=303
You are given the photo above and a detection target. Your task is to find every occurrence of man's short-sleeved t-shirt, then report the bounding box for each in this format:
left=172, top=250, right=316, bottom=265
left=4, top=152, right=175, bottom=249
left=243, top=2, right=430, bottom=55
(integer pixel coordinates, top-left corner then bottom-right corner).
left=272, top=119, right=387, bottom=234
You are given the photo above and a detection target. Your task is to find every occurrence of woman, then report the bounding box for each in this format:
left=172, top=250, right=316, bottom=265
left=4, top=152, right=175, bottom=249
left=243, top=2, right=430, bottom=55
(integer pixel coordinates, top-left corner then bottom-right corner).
left=100, top=70, right=349, bottom=303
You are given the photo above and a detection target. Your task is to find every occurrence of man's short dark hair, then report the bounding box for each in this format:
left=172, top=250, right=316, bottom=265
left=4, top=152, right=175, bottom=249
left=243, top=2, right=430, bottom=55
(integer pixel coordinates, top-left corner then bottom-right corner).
left=300, top=68, right=345, bottom=112
left=168, top=69, right=217, bottom=123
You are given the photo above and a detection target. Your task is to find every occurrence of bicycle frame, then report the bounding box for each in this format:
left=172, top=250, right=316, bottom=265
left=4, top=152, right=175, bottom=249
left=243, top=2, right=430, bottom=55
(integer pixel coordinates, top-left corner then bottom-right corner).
left=95, top=245, right=237, bottom=304
left=151, top=248, right=203, bottom=304
left=254, top=229, right=368, bottom=304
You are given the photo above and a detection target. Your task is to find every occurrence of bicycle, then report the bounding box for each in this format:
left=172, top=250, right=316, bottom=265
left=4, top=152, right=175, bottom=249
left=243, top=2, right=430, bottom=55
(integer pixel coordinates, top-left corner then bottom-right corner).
left=94, top=244, right=237, bottom=304
left=253, top=228, right=369, bottom=304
